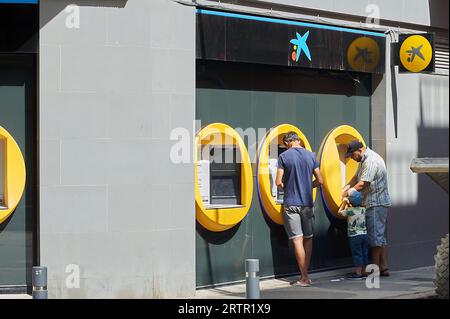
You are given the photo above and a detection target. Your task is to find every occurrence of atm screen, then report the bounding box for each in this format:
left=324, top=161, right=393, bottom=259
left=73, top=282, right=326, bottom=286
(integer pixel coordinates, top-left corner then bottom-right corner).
left=209, top=146, right=241, bottom=206
left=210, top=174, right=240, bottom=205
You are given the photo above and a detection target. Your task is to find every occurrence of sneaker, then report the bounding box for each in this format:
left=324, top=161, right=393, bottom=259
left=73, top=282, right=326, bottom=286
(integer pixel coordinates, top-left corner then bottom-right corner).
left=347, top=273, right=365, bottom=280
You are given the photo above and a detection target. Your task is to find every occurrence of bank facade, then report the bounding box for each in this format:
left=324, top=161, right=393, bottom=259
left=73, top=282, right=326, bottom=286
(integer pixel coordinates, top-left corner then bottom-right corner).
left=0, top=0, right=448, bottom=297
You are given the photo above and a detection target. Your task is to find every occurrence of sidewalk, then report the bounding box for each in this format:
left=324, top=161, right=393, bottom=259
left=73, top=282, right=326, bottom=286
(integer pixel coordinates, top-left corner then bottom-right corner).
left=193, top=266, right=437, bottom=299
left=0, top=267, right=437, bottom=299
left=0, top=293, right=31, bottom=299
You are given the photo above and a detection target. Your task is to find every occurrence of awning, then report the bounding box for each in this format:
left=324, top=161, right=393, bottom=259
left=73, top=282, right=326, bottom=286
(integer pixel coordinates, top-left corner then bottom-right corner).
left=197, top=9, right=386, bottom=74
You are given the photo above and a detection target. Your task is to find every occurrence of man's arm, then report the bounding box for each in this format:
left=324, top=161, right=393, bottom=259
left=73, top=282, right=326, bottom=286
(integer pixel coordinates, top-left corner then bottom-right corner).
left=312, top=167, right=323, bottom=188
left=342, top=180, right=370, bottom=198
left=343, top=175, right=358, bottom=193
left=343, top=160, right=375, bottom=197
left=275, top=168, right=284, bottom=189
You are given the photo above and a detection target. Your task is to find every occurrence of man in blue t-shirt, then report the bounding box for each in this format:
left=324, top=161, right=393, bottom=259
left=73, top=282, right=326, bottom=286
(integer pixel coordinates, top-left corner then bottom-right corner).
left=275, top=131, right=323, bottom=287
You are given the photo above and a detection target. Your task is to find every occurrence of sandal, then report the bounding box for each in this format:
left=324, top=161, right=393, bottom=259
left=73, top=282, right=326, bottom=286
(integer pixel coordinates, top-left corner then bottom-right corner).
left=380, top=268, right=390, bottom=277
left=290, top=280, right=312, bottom=287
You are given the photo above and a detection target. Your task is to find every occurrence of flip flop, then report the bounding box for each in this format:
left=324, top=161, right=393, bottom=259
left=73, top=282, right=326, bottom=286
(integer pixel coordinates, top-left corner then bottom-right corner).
left=380, top=268, right=390, bottom=277
left=290, top=280, right=312, bottom=287
left=292, top=277, right=313, bottom=284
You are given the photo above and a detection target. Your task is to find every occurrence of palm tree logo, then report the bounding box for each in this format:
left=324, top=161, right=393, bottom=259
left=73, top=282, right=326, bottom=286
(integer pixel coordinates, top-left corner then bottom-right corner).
left=290, top=31, right=312, bottom=62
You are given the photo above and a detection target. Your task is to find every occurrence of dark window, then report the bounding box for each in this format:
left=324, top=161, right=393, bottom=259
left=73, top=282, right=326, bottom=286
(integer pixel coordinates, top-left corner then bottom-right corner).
left=0, top=4, right=38, bottom=53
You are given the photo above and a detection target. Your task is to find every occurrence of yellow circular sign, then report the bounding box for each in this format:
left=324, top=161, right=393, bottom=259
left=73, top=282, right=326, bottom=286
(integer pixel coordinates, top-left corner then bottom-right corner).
left=400, top=35, right=433, bottom=73
left=347, top=37, right=380, bottom=72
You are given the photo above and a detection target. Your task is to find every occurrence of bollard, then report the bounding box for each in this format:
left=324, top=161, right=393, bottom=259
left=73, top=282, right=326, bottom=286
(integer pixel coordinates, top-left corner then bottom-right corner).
left=245, top=259, right=260, bottom=299
left=32, top=266, right=48, bottom=299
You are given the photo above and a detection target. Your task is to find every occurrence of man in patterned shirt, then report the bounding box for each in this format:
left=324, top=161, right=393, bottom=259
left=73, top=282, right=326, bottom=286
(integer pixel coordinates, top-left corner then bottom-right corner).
left=342, top=140, right=392, bottom=277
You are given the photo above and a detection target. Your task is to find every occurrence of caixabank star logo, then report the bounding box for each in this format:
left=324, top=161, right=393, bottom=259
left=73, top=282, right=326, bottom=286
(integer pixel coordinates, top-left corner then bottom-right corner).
left=346, top=37, right=381, bottom=72
left=399, top=33, right=435, bottom=73
left=290, top=31, right=312, bottom=63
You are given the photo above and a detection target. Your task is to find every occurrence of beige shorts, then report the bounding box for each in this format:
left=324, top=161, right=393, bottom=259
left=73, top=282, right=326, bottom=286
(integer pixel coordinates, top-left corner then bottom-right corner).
left=283, top=206, right=315, bottom=239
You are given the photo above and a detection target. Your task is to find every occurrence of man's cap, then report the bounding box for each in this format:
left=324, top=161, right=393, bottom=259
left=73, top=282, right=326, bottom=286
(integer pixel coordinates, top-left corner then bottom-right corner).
left=345, top=140, right=364, bottom=157
left=348, top=190, right=363, bottom=207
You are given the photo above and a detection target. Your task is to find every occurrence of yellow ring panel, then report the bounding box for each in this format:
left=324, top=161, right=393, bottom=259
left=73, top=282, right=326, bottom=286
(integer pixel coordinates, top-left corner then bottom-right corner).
left=257, top=124, right=316, bottom=225
left=0, top=126, right=26, bottom=224
left=318, top=125, right=366, bottom=219
left=195, top=123, right=253, bottom=232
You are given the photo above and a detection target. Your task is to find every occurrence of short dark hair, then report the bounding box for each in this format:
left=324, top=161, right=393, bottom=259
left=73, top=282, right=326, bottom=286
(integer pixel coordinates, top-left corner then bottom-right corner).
left=345, top=140, right=364, bottom=157
left=283, top=131, right=301, bottom=144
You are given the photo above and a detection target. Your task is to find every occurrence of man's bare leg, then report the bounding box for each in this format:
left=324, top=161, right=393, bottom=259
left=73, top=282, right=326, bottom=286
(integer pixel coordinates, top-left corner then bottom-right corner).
left=304, top=237, right=313, bottom=283
left=292, top=236, right=310, bottom=285
left=380, top=246, right=389, bottom=274
left=355, top=266, right=363, bottom=276
left=371, top=246, right=382, bottom=269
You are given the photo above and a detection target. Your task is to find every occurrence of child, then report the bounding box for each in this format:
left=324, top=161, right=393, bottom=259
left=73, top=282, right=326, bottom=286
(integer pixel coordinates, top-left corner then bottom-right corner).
left=338, top=190, right=369, bottom=280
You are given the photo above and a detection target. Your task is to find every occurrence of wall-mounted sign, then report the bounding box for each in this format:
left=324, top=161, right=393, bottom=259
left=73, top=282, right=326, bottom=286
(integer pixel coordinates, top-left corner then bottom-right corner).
left=197, top=9, right=386, bottom=74
left=398, top=33, right=435, bottom=73
left=347, top=37, right=381, bottom=73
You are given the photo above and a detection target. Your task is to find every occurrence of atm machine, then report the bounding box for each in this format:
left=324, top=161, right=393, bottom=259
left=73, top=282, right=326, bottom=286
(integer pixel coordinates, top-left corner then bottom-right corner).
left=195, top=123, right=253, bottom=232
left=197, top=145, right=242, bottom=209
left=318, top=125, right=366, bottom=218
left=257, top=124, right=314, bottom=225
left=268, top=145, right=287, bottom=205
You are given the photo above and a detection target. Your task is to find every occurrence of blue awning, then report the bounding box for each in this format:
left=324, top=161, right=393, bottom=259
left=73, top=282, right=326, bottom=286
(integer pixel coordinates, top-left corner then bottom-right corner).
left=0, top=0, right=38, bottom=3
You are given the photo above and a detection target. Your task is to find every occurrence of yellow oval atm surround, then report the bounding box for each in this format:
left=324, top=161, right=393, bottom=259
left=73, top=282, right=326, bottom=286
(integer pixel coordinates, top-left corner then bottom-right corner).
left=257, top=124, right=316, bottom=225
left=195, top=123, right=253, bottom=232
left=318, top=125, right=366, bottom=219
left=0, top=126, right=26, bottom=225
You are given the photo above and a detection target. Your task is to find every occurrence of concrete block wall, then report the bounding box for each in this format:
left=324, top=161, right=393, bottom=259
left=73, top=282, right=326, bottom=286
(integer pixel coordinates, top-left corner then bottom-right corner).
left=385, top=68, right=449, bottom=270
left=253, top=0, right=448, bottom=28
left=39, top=0, right=196, bottom=298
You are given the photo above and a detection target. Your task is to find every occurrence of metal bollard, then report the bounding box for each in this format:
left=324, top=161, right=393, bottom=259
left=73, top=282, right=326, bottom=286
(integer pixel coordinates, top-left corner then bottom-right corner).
left=245, top=259, right=260, bottom=299
left=32, top=266, right=48, bottom=299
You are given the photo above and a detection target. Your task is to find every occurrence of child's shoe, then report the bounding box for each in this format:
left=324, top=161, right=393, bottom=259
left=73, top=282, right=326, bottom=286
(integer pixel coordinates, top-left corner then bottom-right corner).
left=346, top=273, right=365, bottom=280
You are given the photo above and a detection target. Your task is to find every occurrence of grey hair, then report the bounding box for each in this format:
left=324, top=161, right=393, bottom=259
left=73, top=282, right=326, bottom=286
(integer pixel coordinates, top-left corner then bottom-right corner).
left=283, top=131, right=301, bottom=144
